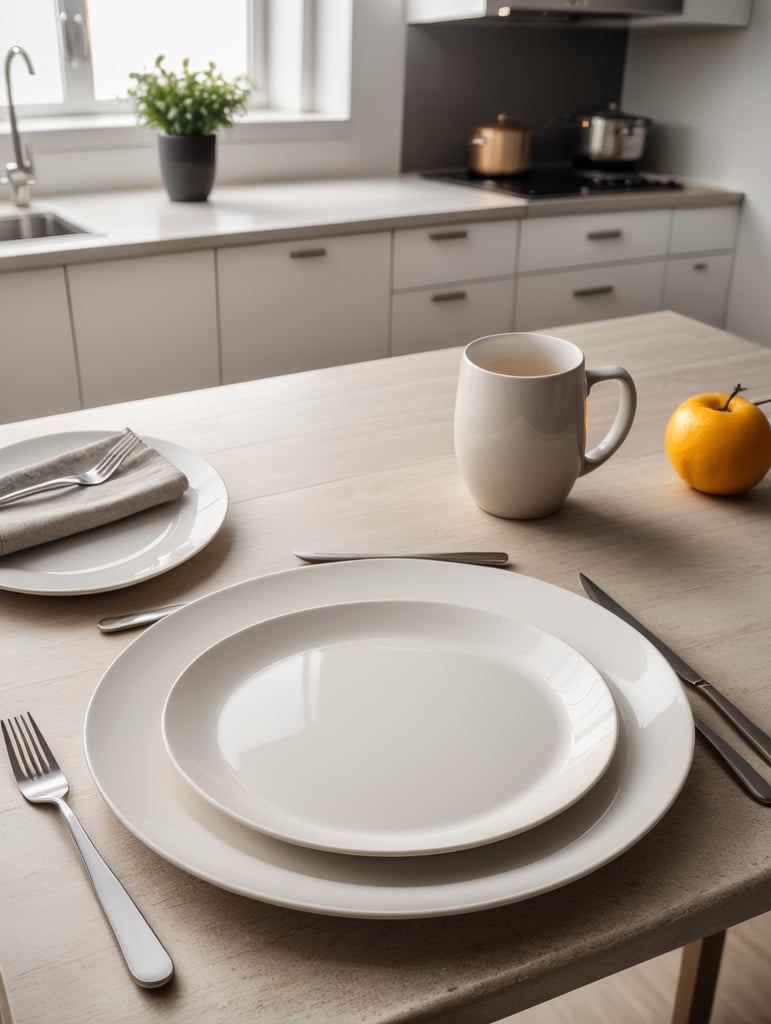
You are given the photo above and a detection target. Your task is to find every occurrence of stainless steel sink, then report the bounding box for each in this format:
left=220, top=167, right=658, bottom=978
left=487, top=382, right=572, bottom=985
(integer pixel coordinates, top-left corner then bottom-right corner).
left=0, top=211, right=90, bottom=242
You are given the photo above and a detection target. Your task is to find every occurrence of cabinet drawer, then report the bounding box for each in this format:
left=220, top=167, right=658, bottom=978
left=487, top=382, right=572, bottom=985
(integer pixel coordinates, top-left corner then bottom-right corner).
left=390, top=279, right=514, bottom=356
left=515, top=262, right=666, bottom=332
left=669, top=205, right=739, bottom=255
left=519, top=210, right=671, bottom=272
left=662, top=253, right=733, bottom=326
left=392, top=220, right=519, bottom=290
left=219, top=232, right=391, bottom=382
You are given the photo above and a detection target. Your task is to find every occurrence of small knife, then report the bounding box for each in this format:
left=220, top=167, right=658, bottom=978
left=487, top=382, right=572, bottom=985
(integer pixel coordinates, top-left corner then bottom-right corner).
left=579, top=573, right=771, bottom=767
left=293, top=550, right=510, bottom=567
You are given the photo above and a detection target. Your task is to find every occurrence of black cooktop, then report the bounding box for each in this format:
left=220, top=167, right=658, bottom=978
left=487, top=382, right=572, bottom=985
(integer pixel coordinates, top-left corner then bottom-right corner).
left=423, top=166, right=683, bottom=199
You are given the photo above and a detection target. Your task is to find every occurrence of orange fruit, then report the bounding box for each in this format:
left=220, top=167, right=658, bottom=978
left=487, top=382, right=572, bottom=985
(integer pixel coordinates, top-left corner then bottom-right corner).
left=665, top=385, right=771, bottom=495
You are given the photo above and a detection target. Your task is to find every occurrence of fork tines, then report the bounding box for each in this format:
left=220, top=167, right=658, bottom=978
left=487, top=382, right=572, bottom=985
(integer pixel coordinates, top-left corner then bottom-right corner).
left=1, top=713, right=57, bottom=782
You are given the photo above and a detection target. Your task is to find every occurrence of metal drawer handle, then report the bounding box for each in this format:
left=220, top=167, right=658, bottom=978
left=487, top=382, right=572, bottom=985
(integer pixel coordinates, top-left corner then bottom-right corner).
left=428, top=230, right=468, bottom=242
left=572, top=285, right=615, bottom=298
left=586, top=230, right=623, bottom=240
left=290, top=247, right=327, bottom=259
left=431, top=290, right=467, bottom=303
left=693, top=262, right=708, bottom=270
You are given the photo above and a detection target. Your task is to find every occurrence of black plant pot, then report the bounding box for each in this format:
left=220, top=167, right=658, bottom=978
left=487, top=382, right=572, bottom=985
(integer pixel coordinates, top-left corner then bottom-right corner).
left=158, top=133, right=217, bottom=202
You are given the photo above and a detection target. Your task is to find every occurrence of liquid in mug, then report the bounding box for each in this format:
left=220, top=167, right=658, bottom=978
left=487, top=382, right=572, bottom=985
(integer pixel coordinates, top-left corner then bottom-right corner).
left=483, top=356, right=561, bottom=377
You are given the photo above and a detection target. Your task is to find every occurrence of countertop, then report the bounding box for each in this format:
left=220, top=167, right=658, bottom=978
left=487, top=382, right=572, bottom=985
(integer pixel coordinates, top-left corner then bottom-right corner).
left=0, top=310, right=769, bottom=1024
left=0, top=173, right=743, bottom=272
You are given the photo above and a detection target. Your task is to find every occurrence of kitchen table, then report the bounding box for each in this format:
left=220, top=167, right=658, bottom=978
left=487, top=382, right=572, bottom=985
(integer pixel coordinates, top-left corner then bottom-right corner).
left=0, top=310, right=769, bottom=1024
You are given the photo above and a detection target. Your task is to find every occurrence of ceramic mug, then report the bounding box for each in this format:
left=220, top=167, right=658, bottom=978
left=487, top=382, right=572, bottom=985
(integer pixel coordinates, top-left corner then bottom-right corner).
left=454, top=332, right=637, bottom=519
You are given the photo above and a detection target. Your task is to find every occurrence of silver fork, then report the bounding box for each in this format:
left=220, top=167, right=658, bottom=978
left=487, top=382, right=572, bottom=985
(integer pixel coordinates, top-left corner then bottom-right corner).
left=0, top=429, right=143, bottom=507
left=1, top=713, right=173, bottom=988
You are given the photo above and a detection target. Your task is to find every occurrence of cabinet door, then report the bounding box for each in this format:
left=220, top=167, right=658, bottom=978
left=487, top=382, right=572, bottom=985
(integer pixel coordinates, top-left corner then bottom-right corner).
left=662, top=254, right=734, bottom=326
left=68, top=251, right=219, bottom=407
left=0, top=268, right=80, bottom=424
left=218, top=233, right=391, bottom=383
left=515, top=261, right=666, bottom=332
left=669, top=205, right=739, bottom=255
left=519, top=210, right=671, bottom=272
left=391, top=279, right=514, bottom=356
left=393, top=220, right=518, bottom=290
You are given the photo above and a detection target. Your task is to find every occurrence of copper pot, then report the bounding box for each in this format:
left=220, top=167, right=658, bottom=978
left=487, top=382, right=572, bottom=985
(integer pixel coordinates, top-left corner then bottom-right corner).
left=468, top=114, right=532, bottom=177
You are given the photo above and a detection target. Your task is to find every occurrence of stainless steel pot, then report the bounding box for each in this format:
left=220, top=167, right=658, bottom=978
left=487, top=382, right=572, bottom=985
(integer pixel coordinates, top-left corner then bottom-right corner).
left=568, top=103, right=652, bottom=163
left=468, top=113, right=532, bottom=176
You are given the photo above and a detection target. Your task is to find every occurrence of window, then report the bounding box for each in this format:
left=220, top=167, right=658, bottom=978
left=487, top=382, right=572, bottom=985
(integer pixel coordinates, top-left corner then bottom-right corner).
left=0, top=0, right=348, bottom=120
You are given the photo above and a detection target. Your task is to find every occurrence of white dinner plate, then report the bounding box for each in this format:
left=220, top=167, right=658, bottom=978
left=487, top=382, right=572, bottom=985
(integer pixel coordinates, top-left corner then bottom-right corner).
left=0, top=430, right=228, bottom=595
left=162, top=600, right=618, bottom=856
left=85, top=559, right=694, bottom=919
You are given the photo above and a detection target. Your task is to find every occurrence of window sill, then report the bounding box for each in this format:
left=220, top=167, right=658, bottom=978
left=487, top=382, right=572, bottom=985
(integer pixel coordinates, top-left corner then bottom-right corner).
left=1, top=110, right=352, bottom=154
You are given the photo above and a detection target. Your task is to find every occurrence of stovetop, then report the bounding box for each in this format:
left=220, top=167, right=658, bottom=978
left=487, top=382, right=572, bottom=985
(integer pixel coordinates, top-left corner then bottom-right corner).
left=423, top=166, right=683, bottom=200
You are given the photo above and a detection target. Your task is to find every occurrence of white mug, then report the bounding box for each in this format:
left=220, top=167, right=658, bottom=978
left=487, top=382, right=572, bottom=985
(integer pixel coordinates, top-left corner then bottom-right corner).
left=454, top=332, right=637, bottom=519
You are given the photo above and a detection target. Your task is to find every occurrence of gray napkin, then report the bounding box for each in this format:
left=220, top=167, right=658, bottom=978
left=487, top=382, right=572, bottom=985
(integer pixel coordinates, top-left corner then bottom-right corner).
left=0, top=431, right=189, bottom=556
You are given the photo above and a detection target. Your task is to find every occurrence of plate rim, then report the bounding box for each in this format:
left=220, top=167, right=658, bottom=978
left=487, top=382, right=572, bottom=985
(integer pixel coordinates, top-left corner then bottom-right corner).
left=0, top=429, right=229, bottom=595
left=84, top=559, right=695, bottom=919
left=161, top=597, right=619, bottom=856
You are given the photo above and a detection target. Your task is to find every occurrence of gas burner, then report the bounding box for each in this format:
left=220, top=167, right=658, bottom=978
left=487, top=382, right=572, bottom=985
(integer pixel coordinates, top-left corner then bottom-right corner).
left=423, top=166, right=683, bottom=199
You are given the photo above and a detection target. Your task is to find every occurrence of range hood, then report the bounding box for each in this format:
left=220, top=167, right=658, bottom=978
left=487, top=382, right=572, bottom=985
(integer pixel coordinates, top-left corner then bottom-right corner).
left=407, top=1, right=684, bottom=23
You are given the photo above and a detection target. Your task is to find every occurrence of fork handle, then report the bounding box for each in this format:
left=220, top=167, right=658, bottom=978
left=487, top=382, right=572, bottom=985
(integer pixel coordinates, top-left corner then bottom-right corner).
left=0, top=477, right=78, bottom=506
left=54, top=797, right=174, bottom=987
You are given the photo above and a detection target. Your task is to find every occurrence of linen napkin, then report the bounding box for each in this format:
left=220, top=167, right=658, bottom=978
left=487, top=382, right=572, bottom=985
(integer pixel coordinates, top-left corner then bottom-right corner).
left=0, top=431, right=189, bottom=556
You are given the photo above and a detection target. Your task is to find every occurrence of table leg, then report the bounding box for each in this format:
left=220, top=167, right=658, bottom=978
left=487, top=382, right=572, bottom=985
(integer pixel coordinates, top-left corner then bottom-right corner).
left=671, top=931, right=727, bottom=1024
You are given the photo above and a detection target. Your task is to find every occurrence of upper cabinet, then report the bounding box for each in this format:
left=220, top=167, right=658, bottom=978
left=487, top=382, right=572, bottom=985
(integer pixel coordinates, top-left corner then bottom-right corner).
left=408, top=0, right=751, bottom=26
left=630, top=0, right=752, bottom=28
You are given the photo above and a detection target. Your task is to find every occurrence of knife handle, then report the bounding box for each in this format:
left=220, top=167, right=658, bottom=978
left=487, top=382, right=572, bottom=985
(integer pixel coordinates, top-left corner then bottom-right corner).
left=694, top=717, right=771, bottom=804
left=697, top=682, right=771, bottom=765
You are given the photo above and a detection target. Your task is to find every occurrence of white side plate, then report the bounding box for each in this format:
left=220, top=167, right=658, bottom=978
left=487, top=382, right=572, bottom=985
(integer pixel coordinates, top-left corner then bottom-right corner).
left=85, top=559, right=694, bottom=919
left=0, top=431, right=228, bottom=594
left=162, top=600, right=618, bottom=856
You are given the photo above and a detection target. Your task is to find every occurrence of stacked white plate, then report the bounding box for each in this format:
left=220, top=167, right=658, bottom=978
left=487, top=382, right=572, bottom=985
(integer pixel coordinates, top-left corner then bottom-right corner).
left=84, top=559, right=694, bottom=919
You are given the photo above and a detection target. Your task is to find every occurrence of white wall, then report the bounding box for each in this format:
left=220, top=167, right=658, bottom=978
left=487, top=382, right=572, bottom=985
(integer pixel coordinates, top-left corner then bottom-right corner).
left=622, top=4, right=771, bottom=347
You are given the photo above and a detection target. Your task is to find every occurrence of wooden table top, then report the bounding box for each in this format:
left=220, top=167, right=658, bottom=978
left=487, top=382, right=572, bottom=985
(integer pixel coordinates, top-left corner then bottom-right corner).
left=0, top=311, right=769, bottom=1024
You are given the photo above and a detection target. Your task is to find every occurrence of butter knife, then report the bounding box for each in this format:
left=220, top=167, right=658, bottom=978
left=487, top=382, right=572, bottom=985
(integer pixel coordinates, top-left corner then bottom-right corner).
left=579, top=573, right=771, bottom=767
left=293, top=550, right=510, bottom=566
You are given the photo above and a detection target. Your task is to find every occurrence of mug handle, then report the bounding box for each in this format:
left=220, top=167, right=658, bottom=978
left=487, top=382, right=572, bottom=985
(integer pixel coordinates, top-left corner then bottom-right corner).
left=579, top=365, right=637, bottom=477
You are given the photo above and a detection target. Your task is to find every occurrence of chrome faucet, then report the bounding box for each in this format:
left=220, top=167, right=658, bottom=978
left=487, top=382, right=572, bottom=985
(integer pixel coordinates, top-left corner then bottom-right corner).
left=2, top=45, right=35, bottom=207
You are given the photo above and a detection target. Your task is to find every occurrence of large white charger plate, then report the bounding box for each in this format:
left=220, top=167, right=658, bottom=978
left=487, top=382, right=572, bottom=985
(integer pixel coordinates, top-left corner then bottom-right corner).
left=84, top=559, right=694, bottom=919
left=0, top=430, right=228, bottom=595
left=161, top=600, right=618, bottom=856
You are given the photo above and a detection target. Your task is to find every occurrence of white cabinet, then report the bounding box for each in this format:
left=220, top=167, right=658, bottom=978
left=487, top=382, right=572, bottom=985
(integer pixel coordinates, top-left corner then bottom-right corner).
left=391, top=219, right=518, bottom=355
left=630, top=0, right=752, bottom=28
left=218, top=232, right=391, bottom=383
left=67, top=251, right=219, bottom=407
left=515, top=208, right=671, bottom=331
left=661, top=206, right=739, bottom=325
left=0, top=268, right=80, bottom=424
left=516, top=261, right=666, bottom=332
left=519, top=210, right=672, bottom=272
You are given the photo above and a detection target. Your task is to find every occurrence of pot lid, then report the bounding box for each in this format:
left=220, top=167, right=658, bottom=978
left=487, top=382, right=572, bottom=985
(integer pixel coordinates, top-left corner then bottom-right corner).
left=473, top=113, right=532, bottom=132
left=570, top=102, right=652, bottom=126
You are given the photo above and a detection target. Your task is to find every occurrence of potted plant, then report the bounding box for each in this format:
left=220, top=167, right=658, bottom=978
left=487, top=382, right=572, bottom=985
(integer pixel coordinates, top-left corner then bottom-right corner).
left=128, top=55, right=251, bottom=202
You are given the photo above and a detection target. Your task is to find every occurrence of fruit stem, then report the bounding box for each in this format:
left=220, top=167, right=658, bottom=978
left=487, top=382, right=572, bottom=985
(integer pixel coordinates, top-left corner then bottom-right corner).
left=720, top=383, right=746, bottom=411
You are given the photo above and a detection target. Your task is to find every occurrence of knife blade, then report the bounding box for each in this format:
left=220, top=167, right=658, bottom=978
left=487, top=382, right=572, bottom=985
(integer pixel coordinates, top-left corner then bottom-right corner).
left=579, top=573, right=771, bottom=766
left=293, top=550, right=510, bottom=567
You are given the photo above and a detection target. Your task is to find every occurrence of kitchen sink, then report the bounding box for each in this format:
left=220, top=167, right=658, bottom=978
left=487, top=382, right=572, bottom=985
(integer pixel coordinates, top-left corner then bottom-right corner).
left=0, top=211, right=90, bottom=242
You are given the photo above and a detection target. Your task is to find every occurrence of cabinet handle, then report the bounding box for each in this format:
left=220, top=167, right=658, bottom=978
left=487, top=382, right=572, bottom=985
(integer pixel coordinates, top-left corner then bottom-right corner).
left=428, top=230, right=468, bottom=242
left=693, top=262, right=708, bottom=270
left=572, top=285, right=615, bottom=298
left=430, top=290, right=467, bottom=303
left=290, top=247, right=327, bottom=259
left=586, top=230, right=623, bottom=240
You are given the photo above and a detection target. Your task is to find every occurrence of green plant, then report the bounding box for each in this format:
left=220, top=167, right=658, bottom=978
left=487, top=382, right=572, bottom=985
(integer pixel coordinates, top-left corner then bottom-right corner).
left=128, top=55, right=251, bottom=136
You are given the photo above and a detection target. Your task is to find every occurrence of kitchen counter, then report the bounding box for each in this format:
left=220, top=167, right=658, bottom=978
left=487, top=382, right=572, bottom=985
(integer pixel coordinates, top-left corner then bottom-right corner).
left=0, top=173, right=743, bottom=272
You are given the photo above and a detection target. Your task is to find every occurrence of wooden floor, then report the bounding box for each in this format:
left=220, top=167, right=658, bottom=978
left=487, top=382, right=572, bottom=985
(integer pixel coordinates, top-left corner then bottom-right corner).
left=502, top=911, right=771, bottom=1024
